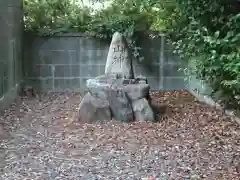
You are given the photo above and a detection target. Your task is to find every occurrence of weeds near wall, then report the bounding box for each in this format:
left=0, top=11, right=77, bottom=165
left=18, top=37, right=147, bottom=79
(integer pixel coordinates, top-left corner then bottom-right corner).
left=159, top=0, right=240, bottom=109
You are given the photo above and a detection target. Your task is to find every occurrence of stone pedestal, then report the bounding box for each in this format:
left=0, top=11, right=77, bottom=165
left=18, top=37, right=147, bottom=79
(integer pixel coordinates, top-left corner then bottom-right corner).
left=78, top=32, right=155, bottom=123
left=78, top=74, right=155, bottom=123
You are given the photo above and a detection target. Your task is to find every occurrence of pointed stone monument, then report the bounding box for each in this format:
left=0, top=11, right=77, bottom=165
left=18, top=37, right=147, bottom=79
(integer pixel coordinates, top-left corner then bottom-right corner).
left=78, top=32, right=155, bottom=123
left=105, top=32, right=134, bottom=79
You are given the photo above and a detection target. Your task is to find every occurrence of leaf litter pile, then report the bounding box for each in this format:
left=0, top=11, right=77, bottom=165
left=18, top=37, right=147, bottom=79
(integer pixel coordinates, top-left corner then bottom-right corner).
left=0, top=90, right=239, bottom=180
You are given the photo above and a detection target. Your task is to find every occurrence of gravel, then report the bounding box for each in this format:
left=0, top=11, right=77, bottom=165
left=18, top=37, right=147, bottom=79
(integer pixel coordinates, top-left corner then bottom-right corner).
left=0, top=90, right=239, bottom=180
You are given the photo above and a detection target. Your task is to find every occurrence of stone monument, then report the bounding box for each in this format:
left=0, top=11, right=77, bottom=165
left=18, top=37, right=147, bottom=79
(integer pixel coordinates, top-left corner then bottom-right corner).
left=105, top=32, right=134, bottom=79
left=78, top=32, right=155, bottom=123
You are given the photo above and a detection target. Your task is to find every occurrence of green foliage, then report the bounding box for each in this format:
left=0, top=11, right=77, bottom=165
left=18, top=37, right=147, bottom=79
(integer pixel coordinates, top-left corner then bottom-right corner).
left=24, top=0, right=92, bottom=35
left=23, top=0, right=156, bottom=59
left=24, top=0, right=240, bottom=107
left=86, top=0, right=156, bottom=58
left=159, top=0, right=240, bottom=108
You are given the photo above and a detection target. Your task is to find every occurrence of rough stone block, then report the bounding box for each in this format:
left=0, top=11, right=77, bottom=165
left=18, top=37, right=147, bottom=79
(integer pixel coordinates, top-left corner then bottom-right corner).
left=123, top=84, right=150, bottom=100
left=132, top=98, right=155, bottom=122
left=107, top=89, right=134, bottom=122
left=78, top=92, right=111, bottom=123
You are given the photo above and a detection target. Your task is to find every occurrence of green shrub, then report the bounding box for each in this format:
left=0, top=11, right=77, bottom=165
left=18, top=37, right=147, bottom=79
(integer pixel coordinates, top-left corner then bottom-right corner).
left=159, top=0, right=240, bottom=108
left=86, top=0, right=155, bottom=58
left=23, top=0, right=156, bottom=59
left=24, top=0, right=240, bottom=108
left=23, top=0, right=92, bottom=35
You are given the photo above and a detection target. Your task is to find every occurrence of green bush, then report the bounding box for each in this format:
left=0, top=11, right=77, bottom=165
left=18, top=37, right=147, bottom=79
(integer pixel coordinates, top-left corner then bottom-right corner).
left=23, top=0, right=92, bottom=35
left=86, top=0, right=155, bottom=58
left=159, top=0, right=240, bottom=108
left=23, top=0, right=156, bottom=59
left=24, top=0, right=240, bottom=108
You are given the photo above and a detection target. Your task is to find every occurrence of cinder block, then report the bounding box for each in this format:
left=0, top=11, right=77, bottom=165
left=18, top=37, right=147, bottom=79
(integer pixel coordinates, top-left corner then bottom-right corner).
left=164, top=50, right=181, bottom=64
left=98, top=65, right=105, bottom=74
left=80, top=37, right=108, bottom=50
left=54, top=65, right=70, bottom=77
left=40, top=50, right=70, bottom=65
left=79, top=49, right=98, bottom=64
left=163, top=63, right=184, bottom=77
left=53, top=78, right=81, bottom=92
left=163, top=77, right=187, bottom=90
left=80, top=65, right=100, bottom=78
left=68, top=50, right=78, bottom=64
left=135, top=63, right=160, bottom=78
left=27, top=65, right=52, bottom=78
left=70, top=65, right=80, bottom=77
left=36, top=37, right=78, bottom=51
left=0, top=0, right=22, bottom=7
left=147, top=78, right=160, bottom=90
left=28, top=78, right=53, bottom=92
left=54, top=78, right=72, bottom=91
left=95, top=49, right=108, bottom=63
left=70, top=78, right=81, bottom=91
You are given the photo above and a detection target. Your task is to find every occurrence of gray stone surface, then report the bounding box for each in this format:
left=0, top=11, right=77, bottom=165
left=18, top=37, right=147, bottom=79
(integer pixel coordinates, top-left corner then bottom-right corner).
left=105, top=32, right=134, bottom=79
left=78, top=32, right=156, bottom=123
left=84, top=70, right=154, bottom=122
left=24, top=32, right=187, bottom=92
left=123, top=84, right=150, bottom=100
left=78, top=92, right=111, bottom=123
left=0, top=0, right=23, bottom=111
left=132, top=98, right=155, bottom=122
left=107, top=88, right=134, bottom=122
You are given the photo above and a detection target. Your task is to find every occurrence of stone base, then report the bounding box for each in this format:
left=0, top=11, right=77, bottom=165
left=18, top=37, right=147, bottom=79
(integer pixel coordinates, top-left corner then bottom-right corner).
left=78, top=74, right=155, bottom=123
left=132, top=98, right=155, bottom=122
left=78, top=92, right=111, bottom=123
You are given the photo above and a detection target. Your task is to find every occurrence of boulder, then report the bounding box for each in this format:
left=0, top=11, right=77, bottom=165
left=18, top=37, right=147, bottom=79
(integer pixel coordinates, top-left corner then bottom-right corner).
left=107, top=89, right=134, bottom=122
left=104, top=32, right=134, bottom=79
left=132, top=98, right=155, bottom=122
left=78, top=92, right=111, bottom=123
left=123, top=84, right=150, bottom=100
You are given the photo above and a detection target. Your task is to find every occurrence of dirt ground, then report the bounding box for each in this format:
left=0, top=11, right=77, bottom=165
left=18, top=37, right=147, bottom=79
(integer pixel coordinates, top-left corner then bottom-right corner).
left=0, top=90, right=239, bottom=180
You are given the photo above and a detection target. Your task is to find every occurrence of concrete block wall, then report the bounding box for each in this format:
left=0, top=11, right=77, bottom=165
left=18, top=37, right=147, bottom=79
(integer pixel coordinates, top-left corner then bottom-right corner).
left=0, top=0, right=23, bottom=111
left=24, top=33, right=187, bottom=92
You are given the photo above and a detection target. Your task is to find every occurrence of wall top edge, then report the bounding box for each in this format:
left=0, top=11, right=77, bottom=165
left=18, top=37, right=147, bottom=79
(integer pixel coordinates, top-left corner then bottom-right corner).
left=25, top=31, right=166, bottom=38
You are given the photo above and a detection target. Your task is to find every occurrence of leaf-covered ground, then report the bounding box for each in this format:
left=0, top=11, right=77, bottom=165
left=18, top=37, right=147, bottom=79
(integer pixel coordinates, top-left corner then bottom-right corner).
left=0, top=91, right=239, bottom=180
